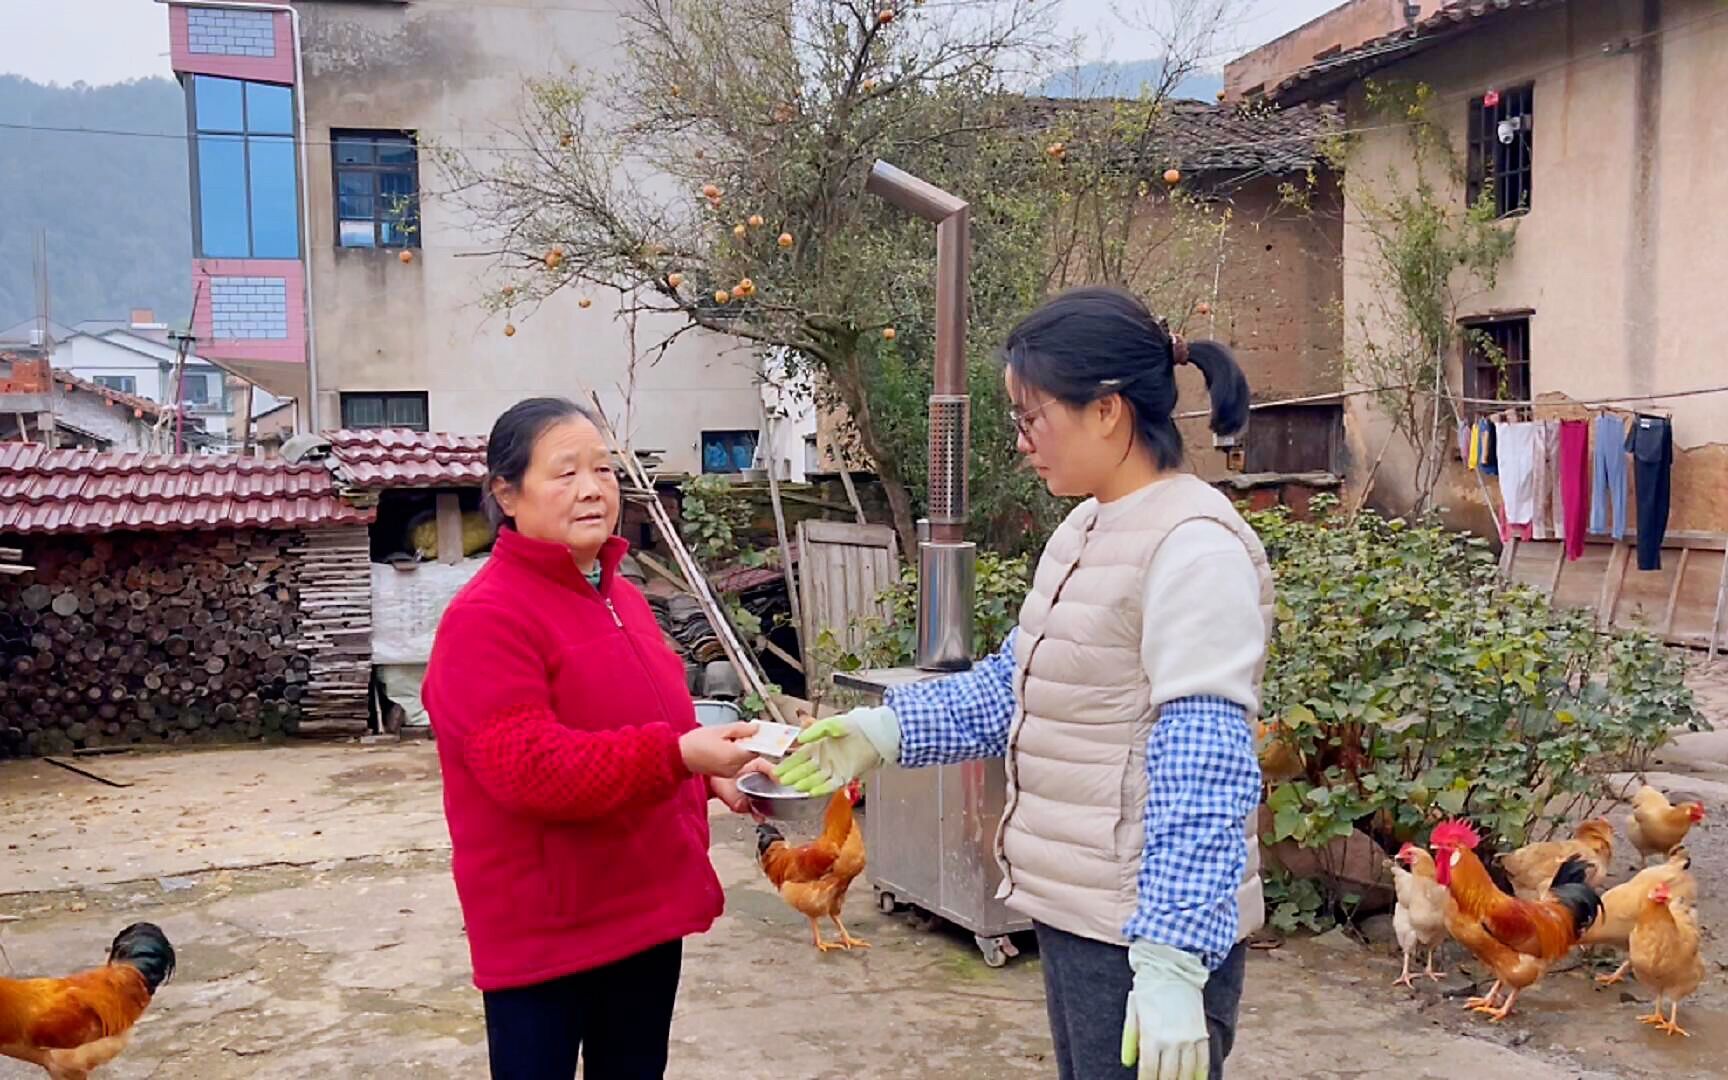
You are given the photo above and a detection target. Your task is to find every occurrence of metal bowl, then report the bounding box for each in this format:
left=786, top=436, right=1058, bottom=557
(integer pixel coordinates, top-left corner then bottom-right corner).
left=693, top=699, right=742, bottom=728
left=737, top=770, right=829, bottom=822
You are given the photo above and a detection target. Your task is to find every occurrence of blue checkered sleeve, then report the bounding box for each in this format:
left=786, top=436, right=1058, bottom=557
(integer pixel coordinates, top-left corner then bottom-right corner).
left=1123, top=695, right=1262, bottom=970
left=886, top=629, right=1019, bottom=767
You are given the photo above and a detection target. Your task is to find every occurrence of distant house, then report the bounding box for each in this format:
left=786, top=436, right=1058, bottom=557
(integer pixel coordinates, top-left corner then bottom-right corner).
left=0, top=310, right=280, bottom=450
left=0, top=354, right=171, bottom=451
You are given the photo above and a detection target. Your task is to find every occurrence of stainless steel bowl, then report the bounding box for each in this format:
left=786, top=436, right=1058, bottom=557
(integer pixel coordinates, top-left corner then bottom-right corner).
left=693, top=699, right=742, bottom=728
left=737, top=770, right=829, bottom=822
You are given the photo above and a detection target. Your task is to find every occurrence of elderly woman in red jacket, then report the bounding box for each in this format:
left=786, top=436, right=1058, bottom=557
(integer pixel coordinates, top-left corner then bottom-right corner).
left=424, top=397, right=761, bottom=1080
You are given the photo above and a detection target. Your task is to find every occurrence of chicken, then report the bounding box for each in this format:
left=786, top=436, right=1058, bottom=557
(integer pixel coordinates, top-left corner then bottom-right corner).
left=756, top=782, right=868, bottom=953
left=1629, top=880, right=1706, bottom=1036
left=1582, top=846, right=1696, bottom=986
left=1627, top=786, right=1706, bottom=866
left=1386, top=843, right=1449, bottom=988
left=1430, top=819, right=1602, bottom=1021
left=1499, top=818, right=1614, bottom=899
left=0, top=922, right=176, bottom=1079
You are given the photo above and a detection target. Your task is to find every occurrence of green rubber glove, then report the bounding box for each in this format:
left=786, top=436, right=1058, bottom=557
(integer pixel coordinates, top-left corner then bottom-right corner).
left=1121, top=940, right=1210, bottom=1080
left=772, top=706, right=901, bottom=794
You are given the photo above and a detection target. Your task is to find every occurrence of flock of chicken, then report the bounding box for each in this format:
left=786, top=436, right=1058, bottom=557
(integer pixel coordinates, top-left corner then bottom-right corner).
left=1388, top=784, right=1709, bottom=1035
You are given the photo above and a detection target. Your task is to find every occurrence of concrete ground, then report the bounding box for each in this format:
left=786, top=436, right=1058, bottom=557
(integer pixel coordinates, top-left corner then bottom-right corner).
left=2, top=661, right=1726, bottom=1079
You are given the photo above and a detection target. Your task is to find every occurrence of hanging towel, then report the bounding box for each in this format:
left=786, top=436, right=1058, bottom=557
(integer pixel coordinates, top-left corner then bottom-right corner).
left=1589, top=414, right=1631, bottom=540
left=1527, top=419, right=1553, bottom=539
left=1558, top=420, right=1592, bottom=561
left=1467, top=422, right=1482, bottom=469
left=1478, top=418, right=1498, bottom=476
left=1630, top=414, right=1673, bottom=571
left=1494, top=421, right=1540, bottom=527
left=1542, top=420, right=1566, bottom=542
left=1458, top=421, right=1473, bottom=464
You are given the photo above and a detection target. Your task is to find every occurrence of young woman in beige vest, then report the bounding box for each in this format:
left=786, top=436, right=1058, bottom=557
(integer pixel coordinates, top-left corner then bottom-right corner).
left=779, top=287, right=1272, bottom=1080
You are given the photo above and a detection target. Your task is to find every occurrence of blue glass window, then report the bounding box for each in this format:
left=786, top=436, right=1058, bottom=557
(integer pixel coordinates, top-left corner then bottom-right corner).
left=332, top=130, right=421, bottom=249
left=701, top=431, right=760, bottom=474
left=189, top=75, right=300, bottom=258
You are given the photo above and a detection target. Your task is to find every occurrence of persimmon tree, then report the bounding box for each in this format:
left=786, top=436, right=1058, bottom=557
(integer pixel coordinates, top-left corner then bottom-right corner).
left=435, top=0, right=1244, bottom=553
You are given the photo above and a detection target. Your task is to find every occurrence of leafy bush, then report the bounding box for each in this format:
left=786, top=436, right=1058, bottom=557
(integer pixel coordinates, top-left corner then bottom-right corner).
left=1252, top=499, right=1704, bottom=856
left=823, top=550, right=1031, bottom=672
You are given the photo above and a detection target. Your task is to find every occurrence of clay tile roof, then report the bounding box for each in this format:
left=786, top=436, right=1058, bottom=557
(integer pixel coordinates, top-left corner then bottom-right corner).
left=1266, top=0, right=1567, bottom=106
left=0, top=443, right=374, bottom=535
left=1019, top=97, right=1341, bottom=175
left=54, top=370, right=168, bottom=419
left=324, top=428, right=489, bottom=489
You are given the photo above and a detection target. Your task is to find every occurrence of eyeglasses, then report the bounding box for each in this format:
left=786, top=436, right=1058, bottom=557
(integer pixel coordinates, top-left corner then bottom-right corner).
left=1008, top=398, right=1057, bottom=441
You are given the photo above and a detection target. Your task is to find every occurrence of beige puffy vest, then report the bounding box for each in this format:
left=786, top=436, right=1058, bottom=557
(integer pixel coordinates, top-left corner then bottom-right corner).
left=994, top=474, right=1274, bottom=946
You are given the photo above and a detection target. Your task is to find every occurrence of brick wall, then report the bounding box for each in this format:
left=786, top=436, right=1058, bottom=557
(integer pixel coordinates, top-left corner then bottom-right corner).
left=187, top=8, right=277, bottom=57
left=211, top=276, right=290, bottom=340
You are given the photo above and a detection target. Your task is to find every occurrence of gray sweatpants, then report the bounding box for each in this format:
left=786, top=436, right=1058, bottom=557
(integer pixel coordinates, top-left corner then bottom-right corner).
left=1590, top=413, right=1630, bottom=539
left=1034, top=922, right=1248, bottom=1080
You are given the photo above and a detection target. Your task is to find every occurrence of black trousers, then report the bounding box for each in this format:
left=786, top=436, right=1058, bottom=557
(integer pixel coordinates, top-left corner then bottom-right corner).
left=1035, top=923, right=1248, bottom=1080
left=482, top=940, right=682, bottom=1080
left=1630, top=414, right=1672, bottom=571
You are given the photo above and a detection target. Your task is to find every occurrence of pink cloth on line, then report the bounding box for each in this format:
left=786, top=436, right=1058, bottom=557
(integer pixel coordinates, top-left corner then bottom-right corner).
left=1559, top=419, right=1592, bottom=561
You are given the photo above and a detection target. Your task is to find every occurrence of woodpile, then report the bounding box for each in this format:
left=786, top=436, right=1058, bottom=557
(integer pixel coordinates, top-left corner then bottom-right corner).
left=0, top=527, right=369, bottom=757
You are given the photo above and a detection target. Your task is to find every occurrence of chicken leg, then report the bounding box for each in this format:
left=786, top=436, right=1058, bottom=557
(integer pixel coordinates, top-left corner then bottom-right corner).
left=807, top=917, right=843, bottom=953
left=1424, top=945, right=1443, bottom=982
left=1393, top=948, right=1418, bottom=989
left=829, top=915, right=870, bottom=950
left=1464, top=980, right=1504, bottom=1012
left=1475, top=987, right=1521, bottom=1022
left=1595, top=959, right=1631, bottom=986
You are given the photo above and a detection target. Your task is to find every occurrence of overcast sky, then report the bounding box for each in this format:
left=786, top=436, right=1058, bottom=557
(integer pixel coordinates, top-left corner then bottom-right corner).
left=0, top=0, right=1343, bottom=86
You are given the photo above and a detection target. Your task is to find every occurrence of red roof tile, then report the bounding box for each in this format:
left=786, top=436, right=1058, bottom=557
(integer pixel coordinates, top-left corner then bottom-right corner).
left=0, top=443, right=373, bottom=535
left=324, top=428, right=489, bottom=489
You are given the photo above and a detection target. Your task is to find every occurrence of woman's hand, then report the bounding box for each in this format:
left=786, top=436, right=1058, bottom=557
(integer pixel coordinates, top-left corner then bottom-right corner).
left=679, top=722, right=760, bottom=778
left=708, top=774, right=754, bottom=814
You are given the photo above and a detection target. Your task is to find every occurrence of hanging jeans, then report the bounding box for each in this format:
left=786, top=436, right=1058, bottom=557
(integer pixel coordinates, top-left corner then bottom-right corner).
left=1558, top=420, right=1591, bottom=561
left=1589, top=414, right=1630, bottom=539
left=1630, top=414, right=1673, bottom=571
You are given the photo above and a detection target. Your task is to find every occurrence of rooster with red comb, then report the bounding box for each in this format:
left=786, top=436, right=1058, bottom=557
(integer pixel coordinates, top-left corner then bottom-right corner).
left=1429, top=818, right=1603, bottom=1020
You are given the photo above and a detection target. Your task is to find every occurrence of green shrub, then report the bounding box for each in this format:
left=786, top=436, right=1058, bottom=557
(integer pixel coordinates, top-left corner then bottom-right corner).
left=1252, top=499, right=1704, bottom=855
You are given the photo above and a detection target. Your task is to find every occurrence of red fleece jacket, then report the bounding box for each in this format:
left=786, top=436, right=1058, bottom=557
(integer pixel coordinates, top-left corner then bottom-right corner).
left=423, top=527, right=724, bottom=991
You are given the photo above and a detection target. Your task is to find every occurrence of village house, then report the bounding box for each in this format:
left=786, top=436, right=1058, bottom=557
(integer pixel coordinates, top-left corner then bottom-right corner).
left=0, top=312, right=263, bottom=449
left=0, top=353, right=172, bottom=451
left=1248, top=0, right=1728, bottom=646
left=162, top=0, right=764, bottom=473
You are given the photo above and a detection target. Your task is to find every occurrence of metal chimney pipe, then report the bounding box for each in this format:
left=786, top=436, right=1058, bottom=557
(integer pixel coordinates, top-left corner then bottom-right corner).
left=865, top=160, right=975, bottom=671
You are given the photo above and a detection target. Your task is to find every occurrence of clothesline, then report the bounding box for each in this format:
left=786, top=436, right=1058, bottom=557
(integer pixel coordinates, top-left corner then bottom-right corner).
left=1173, top=382, right=1728, bottom=422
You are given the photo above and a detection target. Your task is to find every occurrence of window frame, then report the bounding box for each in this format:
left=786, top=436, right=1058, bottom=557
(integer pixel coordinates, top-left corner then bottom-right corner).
left=331, top=129, right=421, bottom=249
left=92, top=374, right=139, bottom=395
left=1467, top=83, right=1534, bottom=218
left=1461, top=316, right=1532, bottom=415
left=339, top=390, right=430, bottom=432
left=186, top=75, right=303, bottom=259
left=700, top=429, right=760, bottom=474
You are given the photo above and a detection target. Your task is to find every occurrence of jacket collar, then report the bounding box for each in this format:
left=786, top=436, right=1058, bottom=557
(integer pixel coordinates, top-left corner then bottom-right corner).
left=492, top=526, right=631, bottom=593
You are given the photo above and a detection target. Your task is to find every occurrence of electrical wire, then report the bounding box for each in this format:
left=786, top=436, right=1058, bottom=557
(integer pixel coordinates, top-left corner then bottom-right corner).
left=1, top=3, right=1721, bottom=160
left=1173, top=381, right=1728, bottom=422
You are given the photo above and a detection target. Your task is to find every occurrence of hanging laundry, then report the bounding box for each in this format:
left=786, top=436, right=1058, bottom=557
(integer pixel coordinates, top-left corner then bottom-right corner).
left=1589, top=413, right=1630, bottom=540
left=1467, top=421, right=1482, bottom=470
left=1629, top=414, right=1673, bottom=571
left=1458, top=421, right=1473, bottom=465
left=1477, top=418, right=1498, bottom=476
left=1494, top=421, right=1541, bottom=528
left=1558, top=419, right=1592, bottom=561
left=1526, top=419, right=1553, bottom=539
left=1542, top=420, right=1566, bottom=542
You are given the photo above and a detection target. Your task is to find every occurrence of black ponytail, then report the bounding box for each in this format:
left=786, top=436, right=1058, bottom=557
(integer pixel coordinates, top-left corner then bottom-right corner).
left=1001, top=286, right=1249, bottom=470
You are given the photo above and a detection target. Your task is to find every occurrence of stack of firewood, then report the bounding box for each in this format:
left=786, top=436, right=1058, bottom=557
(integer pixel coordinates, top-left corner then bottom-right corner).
left=0, top=531, right=317, bottom=757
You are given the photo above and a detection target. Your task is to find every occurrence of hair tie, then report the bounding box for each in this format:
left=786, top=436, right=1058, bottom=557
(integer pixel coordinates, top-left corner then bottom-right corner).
left=1171, top=333, right=1189, bottom=367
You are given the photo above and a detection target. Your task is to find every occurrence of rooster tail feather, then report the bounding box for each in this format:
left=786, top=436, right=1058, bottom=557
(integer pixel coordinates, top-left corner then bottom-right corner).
left=755, top=821, right=785, bottom=858
left=1548, top=854, right=1592, bottom=891
left=109, top=922, right=175, bottom=993
left=1550, top=881, right=1604, bottom=937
